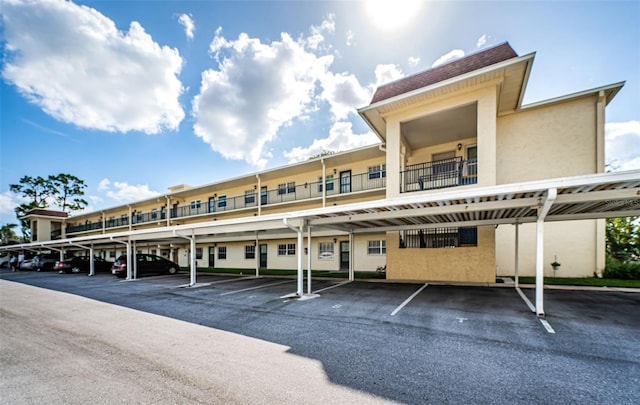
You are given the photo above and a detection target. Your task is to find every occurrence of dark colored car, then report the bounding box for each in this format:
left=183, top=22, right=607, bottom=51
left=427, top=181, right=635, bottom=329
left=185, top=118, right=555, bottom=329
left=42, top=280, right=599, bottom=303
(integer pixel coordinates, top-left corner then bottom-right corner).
left=111, top=253, right=180, bottom=278
left=55, top=256, right=113, bottom=274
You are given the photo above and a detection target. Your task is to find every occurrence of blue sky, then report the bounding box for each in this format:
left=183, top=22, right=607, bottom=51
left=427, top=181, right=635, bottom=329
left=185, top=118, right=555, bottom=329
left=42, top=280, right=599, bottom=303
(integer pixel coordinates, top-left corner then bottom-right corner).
left=1, top=0, right=639, bottom=229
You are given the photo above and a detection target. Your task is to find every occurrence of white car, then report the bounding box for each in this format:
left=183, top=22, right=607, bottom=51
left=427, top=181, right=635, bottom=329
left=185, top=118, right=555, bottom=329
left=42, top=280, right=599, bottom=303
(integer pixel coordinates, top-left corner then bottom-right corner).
left=0, top=254, right=10, bottom=268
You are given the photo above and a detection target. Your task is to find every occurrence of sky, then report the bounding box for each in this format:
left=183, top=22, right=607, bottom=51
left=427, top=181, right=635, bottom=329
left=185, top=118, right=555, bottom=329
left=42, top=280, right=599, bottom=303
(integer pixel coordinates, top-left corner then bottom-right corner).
left=1, top=0, right=639, bottom=229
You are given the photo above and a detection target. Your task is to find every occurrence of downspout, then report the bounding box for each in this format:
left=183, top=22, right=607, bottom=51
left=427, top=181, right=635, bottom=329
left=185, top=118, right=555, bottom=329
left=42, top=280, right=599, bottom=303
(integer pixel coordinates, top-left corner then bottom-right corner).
left=174, top=230, right=196, bottom=287
left=165, top=196, right=171, bottom=227
left=127, top=205, right=132, bottom=231
left=256, top=174, right=262, bottom=216
left=535, top=188, right=557, bottom=317
left=283, top=218, right=303, bottom=297
left=321, top=158, right=326, bottom=208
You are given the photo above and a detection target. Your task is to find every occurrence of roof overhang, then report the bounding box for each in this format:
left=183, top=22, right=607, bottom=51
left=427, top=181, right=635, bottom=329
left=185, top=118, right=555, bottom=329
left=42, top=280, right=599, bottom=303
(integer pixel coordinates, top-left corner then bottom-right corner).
left=358, top=53, right=536, bottom=142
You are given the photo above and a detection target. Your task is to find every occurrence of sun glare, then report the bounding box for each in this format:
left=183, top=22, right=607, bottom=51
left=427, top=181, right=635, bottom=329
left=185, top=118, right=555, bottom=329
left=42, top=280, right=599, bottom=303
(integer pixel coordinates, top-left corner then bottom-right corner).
left=364, top=0, right=422, bottom=32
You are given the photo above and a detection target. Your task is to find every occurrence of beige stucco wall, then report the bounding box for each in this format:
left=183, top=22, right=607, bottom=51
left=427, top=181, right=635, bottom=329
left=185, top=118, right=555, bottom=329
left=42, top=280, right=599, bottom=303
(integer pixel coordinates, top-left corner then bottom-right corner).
left=496, top=96, right=598, bottom=183
left=385, top=226, right=495, bottom=283
left=495, top=220, right=603, bottom=278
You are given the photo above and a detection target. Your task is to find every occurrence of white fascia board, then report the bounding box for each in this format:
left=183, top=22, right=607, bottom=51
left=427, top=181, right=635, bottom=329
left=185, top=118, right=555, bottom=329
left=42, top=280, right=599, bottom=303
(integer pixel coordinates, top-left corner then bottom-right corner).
left=357, top=53, right=536, bottom=115
left=519, top=82, right=625, bottom=111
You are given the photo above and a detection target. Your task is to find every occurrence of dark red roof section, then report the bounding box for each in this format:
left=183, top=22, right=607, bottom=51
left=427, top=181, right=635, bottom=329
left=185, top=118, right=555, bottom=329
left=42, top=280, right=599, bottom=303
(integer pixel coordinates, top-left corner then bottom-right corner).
left=370, top=43, right=518, bottom=104
left=25, top=209, right=69, bottom=218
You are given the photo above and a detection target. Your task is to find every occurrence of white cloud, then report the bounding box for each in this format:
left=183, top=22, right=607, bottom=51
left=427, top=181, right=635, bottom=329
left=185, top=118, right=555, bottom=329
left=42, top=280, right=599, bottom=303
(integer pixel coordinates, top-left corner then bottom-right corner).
left=320, top=72, right=372, bottom=120
left=345, top=30, right=355, bottom=47
left=605, top=120, right=640, bottom=171
left=193, top=29, right=334, bottom=168
left=476, top=34, right=488, bottom=48
left=307, top=14, right=335, bottom=51
left=374, top=64, right=404, bottom=86
left=97, top=178, right=160, bottom=202
left=1, top=0, right=185, bottom=134
left=0, top=191, right=26, bottom=216
left=178, top=13, right=195, bottom=40
left=283, top=121, right=379, bottom=163
left=408, top=56, right=421, bottom=67
left=432, top=49, right=465, bottom=67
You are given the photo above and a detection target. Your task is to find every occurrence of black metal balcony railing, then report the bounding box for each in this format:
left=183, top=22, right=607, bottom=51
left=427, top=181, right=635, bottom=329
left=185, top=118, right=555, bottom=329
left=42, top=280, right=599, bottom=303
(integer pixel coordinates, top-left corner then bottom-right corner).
left=401, top=157, right=477, bottom=193
left=64, top=169, right=386, bottom=235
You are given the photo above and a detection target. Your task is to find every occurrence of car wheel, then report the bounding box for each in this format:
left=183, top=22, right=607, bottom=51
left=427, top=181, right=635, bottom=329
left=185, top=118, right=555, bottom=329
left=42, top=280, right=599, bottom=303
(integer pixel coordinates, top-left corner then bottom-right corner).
left=167, top=267, right=177, bottom=275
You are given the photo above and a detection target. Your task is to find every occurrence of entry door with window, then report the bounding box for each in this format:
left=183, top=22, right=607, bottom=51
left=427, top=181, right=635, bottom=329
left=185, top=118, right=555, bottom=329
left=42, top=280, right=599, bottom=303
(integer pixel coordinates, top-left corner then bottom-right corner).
left=259, top=244, right=268, bottom=268
left=208, top=246, right=215, bottom=268
left=261, top=186, right=268, bottom=205
left=340, top=170, right=351, bottom=193
left=339, top=241, right=349, bottom=270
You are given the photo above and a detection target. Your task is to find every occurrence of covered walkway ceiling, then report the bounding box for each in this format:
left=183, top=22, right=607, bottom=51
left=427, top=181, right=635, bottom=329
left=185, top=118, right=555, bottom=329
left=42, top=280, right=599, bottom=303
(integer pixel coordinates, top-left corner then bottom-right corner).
left=301, top=170, right=640, bottom=233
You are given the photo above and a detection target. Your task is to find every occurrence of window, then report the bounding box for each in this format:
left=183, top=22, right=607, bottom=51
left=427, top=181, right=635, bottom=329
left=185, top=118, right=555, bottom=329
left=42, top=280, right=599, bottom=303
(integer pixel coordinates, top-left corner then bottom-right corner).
left=368, top=240, right=386, bottom=255
left=245, top=245, right=255, bottom=259
left=432, top=151, right=457, bottom=176
left=109, top=251, right=116, bottom=258
left=400, top=227, right=477, bottom=248
left=151, top=249, right=157, bottom=256
left=368, top=164, right=387, bottom=180
left=208, top=197, right=215, bottom=213
left=466, top=145, right=478, bottom=176
left=195, top=248, right=203, bottom=260
left=278, top=182, right=296, bottom=195
left=318, top=242, right=334, bottom=260
left=245, top=190, right=255, bottom=204
left=151, top=208, right=157, bottom=220
left=161, top=207, right=166, bottom=219
left=278, top=243, right=296, bottom=256
left=218, top=246, right=227, bottom=260
left=190, top=200, right=201, bottom=210
left=318, top=175, right=335, bottom=192
left=218, top=195, right=227, bottom=208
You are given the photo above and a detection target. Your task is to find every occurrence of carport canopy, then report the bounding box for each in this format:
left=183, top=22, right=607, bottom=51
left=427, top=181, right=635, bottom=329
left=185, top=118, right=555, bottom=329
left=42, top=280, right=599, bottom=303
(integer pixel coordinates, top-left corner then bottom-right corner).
left=3, top=170, right=639, bottom=316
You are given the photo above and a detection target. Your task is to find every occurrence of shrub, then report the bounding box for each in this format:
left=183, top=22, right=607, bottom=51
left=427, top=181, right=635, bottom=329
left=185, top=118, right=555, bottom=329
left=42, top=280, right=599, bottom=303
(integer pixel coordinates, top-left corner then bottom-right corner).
left=604, top=257, right=640, bottom=280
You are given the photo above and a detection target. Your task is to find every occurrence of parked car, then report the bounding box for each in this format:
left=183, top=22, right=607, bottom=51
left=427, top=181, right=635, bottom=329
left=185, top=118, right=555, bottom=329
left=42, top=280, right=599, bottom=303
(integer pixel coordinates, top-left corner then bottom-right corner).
left=111, top=253, right=180, bottom=278
left=34, top=253, right=74, bottom=271
left=0, top=253, right=10, bottom=268
left=55, top=256, right=113, bottom=274
left=20, top=258, right=38, bottom=270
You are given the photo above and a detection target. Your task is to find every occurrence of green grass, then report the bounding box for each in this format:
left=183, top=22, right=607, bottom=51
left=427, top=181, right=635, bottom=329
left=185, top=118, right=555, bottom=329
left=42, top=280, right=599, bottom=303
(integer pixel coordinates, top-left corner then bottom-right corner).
left=515, top=277, right=640, bottom=288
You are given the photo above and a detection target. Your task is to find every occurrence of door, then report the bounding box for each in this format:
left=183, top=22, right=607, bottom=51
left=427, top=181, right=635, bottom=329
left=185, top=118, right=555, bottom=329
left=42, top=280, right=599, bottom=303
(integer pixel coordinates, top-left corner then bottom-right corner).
left=339, top=241, right=349, bottom=270
left=259, top=244, right=268, bottom=268
left=208, top=246, right=215, bottom=268
left=340, top=170, right=351, bottom=193
left=261, top=186, right=268, bottom=205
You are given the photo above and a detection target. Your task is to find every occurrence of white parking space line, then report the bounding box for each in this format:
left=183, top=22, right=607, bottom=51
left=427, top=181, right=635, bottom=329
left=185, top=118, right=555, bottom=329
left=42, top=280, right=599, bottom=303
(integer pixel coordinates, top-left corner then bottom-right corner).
left=391, top=283, right=428, bottom=316
left=539, top=319, right=556, bottom=334
left=313, top=280, right=351, bottom=294
left=516, top=287, right=536, bottom=313
left=220, top=280, right=294, bottom=296
left=208, top=276, right=259, bottom=285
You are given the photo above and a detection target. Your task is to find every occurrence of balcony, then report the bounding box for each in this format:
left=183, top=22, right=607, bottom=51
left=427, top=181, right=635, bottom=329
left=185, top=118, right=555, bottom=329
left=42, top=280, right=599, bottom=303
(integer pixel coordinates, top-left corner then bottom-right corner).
left=65, top=169, right=386, bottom=235
left=401, top=157, right=477, bottom=193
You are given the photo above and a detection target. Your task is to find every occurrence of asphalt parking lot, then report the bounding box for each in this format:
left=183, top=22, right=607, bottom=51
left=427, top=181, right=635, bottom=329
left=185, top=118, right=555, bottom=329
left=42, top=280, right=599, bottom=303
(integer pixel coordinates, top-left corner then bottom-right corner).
left=1, top=268, right=639, bottom=404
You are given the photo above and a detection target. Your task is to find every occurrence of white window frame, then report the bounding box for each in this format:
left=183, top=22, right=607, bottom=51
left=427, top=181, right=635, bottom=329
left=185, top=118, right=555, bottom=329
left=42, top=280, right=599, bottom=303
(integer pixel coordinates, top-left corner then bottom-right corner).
left=278, top=243, right=296, bottom=256
left=318, top=242, right=334, bottom=260
left=368, top=164, right=387, bottom=180
left=368, top=240, right=386, bottom=255
left=190, top=200, right=201, bottom=210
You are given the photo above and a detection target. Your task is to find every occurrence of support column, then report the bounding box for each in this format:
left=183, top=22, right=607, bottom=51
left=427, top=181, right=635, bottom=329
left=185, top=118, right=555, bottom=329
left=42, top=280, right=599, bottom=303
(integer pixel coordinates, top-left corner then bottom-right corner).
left=297, top=224, right=304, bottom=296
left=535, top=188, right=557, bottom=317
left=126, top=237, right=132, bottom=280
left=132, top=241, right=137, bottom=280
left=386, top=118, right=401, bottom=198
left=514, top=222, right=519, bottom=288
left=307, top=226, right=312, bottom=294
left=190, top=231, right=196, bottom=287
left=89, top=244, right=94, bottom=276
left=348, top=231, right=354, bottom=282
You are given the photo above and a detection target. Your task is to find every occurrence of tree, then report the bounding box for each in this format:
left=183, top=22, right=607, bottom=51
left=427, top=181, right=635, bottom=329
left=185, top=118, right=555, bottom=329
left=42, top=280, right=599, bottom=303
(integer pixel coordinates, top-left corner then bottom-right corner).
left=9, top=173, right=88, bottom=239
left=606, top=216, right=639, bottom=262
left=307, top=150, right=337, bottom=160
left=0, top=223, right=20, bottom=245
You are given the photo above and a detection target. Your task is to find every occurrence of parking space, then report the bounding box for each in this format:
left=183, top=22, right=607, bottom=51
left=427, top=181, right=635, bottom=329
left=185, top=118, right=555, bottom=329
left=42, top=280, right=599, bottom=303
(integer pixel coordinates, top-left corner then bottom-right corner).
left=3, top=267, right=639, bottom=404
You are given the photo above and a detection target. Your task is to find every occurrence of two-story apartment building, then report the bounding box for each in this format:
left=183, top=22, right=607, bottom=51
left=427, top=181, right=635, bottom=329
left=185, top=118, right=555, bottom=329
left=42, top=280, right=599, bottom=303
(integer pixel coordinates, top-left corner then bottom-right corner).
left=17, top=42, right=637, bottom=286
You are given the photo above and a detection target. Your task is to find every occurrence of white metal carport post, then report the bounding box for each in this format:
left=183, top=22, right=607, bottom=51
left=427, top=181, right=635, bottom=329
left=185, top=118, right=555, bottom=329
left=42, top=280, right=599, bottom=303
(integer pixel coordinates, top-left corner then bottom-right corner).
left=68, top=241, right=95, bottom=276
left=283, top=218, right=304, bottom=297
left=535, top=188, right=557, bottom=317
left=110, top=237, right=130, bottom=279
left=174, top=230, right=197, bottom=287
